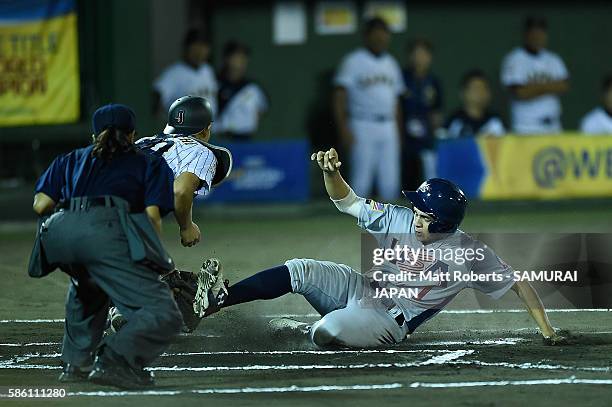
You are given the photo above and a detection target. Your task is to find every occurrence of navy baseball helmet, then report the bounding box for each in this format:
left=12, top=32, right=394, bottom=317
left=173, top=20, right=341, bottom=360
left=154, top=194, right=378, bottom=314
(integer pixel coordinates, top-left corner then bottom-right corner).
left=166, top=95, right=214, bottom=135
left=402, top=178, right=468, bottom=233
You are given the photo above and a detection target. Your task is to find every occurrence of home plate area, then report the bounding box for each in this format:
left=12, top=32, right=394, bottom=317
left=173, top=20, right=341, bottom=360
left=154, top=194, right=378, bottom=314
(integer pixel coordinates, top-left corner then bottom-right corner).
left=1, top=310, right=612, bottom=404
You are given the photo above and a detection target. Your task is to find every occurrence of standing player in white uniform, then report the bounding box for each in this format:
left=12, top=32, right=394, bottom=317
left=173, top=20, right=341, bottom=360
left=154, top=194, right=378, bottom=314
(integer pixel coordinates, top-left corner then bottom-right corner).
left=333, top=17, right=404, bottom=200
left=153, top=29, right=218, bottom=115
left=501, top=17, right=570, bottom=134
left=197, top=148, right=566, bottom=348
left=580, top=75, right=612, bottom=134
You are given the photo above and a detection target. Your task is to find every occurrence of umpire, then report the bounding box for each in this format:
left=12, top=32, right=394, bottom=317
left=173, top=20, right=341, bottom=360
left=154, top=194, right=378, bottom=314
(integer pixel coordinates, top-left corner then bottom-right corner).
left=30, top=104, right=183, bottom=389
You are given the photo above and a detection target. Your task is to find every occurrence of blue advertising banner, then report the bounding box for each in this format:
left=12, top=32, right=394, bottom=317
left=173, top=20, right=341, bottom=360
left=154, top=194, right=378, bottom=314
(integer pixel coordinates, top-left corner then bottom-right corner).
left=200, top=140, right=310, bottom=203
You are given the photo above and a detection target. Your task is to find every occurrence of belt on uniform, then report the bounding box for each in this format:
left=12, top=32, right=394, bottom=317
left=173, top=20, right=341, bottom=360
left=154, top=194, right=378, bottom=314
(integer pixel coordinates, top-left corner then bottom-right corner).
left=370, top=281, right=406, bottom=326
left=58, top=196, right=130, bottom=212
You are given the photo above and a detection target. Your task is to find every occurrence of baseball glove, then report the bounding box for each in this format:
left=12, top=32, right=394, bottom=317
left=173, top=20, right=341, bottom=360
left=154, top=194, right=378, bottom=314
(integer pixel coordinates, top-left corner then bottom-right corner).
left=160, top=269, right=202, bottom=333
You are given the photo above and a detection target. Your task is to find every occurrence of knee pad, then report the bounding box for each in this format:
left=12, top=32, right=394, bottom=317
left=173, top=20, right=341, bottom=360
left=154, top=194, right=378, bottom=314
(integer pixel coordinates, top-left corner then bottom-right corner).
left=310, top=318, right=340, bottom=348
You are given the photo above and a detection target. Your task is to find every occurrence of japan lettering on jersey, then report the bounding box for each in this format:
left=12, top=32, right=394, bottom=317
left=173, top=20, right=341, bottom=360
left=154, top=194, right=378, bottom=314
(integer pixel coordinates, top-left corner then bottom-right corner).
left=500, top=47, right=569, bottom=133
left=334, top=48, right=405, bottom=120
left=136, top=135, right=217, bottom=196
left=358, top=200, right=515, bottom=318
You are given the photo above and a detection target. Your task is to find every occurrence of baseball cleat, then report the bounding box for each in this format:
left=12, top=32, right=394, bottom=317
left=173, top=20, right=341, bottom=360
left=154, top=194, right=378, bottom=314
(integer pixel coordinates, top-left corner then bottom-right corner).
left=268, top=317, right=311, bottom=336
left=58, top=363, right=93, bottom=383
left=88, top=346, right=154, bottom=389
left=193, top=258, right=228, bottom=317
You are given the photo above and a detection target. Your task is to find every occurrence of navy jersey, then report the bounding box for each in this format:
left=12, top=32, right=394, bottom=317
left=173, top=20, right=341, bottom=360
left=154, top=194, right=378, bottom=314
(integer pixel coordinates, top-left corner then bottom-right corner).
left=35, top=145, right=174, bottom=216
left=401, top=69, right=443, bottom=150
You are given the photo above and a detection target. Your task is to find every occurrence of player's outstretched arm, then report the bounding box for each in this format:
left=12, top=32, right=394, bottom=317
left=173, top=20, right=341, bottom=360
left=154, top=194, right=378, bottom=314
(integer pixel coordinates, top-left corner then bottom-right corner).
left=511, top=281, right=566, bottom=345
left=311, top=148, right=349, bottom=200
left=311, top=148, right=364, bottom=218
left=174, top=172, right=202, bottom=247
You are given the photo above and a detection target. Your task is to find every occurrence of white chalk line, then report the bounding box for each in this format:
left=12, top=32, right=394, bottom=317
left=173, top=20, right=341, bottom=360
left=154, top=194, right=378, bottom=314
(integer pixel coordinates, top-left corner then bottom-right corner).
left=453, top=359, right=611, bottom=373
left=410, top=376, right=612, bottom=388
left=53, top=376, right=612, bottom=397
left=2, top=351, right=609, bottom=375
left=2, top=309, right=611, bottom=324
left=65, top=383, right=404, bottom=396
left=0, top=350, right=472, bottom=372
left=0, top=342, right=60, bottom=347
left=417, top=338, right=527, bottom=346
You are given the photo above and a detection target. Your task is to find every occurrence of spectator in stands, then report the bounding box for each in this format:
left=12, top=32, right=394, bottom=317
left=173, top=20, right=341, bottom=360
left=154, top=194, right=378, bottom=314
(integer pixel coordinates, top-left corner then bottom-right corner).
left=332, top=18, right=404, bottom=200
left=153, top=29, right=218, bottom=115
left=580, top=75, right=612, bottom=135
left=401, top=38, right=443, bottom=189
left=500, top=17, right=569, bottom=134
left=441, top=70, right=505, bottom=138
left=215, top=41, right=268, bottom=141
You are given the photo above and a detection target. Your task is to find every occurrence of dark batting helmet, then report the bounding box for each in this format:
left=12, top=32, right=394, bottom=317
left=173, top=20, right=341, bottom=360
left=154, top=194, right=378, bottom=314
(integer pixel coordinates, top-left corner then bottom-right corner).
left=402, top=178, right=468, bottom=233
left=166, top=95, right=214, bottom=135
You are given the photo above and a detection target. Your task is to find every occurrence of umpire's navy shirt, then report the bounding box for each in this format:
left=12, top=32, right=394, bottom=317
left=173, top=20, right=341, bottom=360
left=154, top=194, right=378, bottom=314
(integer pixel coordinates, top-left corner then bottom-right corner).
left=35, top=145, right=174, bottom=216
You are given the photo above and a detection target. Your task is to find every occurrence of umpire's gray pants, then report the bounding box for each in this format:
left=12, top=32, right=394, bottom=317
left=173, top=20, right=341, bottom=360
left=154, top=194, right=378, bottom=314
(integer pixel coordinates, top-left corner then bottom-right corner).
left=41, top=208, right=182, bottom=369
left=286, top=258, right=408, bottom=348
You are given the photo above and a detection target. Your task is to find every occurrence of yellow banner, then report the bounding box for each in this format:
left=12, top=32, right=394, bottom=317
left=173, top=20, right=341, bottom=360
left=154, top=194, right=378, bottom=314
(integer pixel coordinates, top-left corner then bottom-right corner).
left=0, top=10, right=80, bottom=126
left=479, top=134, right=612, bottom=199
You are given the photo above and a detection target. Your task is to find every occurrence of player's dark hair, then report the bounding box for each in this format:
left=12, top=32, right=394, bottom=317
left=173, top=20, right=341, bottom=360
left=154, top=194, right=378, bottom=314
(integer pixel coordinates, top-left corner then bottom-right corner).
left=223, top=40, right=250, bottom=58
left=461, top=69, right=489, bottom=89
left=407, top=37, right=433, bottom=54
left=183, top=28, right=209, bottom=49
left=602, top=74, right=612, bottom=92
left=364, top=17, right=390, bottom=35
left=523, top=16, right=548, bottom=32
left=92, top=128, right=135, bottom=161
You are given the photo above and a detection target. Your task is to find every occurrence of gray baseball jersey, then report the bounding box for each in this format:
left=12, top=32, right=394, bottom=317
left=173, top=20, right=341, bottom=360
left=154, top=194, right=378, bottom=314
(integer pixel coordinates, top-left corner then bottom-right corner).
left=358, top=199, right=515, bottom=321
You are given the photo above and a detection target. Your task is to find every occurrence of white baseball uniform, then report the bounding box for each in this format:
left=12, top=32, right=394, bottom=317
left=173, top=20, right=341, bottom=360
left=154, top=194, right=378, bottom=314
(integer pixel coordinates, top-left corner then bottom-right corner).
left=501, top=47, right=569, bottom=134
left=154, top=62, right=218, bottom=115
left=136, top=135, right=217, bottom=196
left=580, top=107, right=612, bottom=135
left=215, top=82, right=268, bottom=136
left=334, top=48, right=404, bottom=199
left=285, top=194, right=515, bottom=348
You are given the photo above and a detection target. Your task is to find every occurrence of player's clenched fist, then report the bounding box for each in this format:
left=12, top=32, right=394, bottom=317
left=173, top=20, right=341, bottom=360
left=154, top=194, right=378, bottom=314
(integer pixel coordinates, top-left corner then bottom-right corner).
left=180, top=221, right=201, bottom=247
left=310, top=148, right=342, bottom=173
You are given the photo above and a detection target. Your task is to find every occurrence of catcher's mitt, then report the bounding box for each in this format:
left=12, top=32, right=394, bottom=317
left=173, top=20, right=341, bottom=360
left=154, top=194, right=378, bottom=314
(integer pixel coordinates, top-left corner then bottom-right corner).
left=160, top=269, right=202, bottom=333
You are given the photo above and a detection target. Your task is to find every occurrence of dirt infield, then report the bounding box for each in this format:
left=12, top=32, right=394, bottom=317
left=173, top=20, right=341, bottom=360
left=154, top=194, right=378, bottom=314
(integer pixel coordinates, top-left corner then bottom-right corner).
left=1, top=310, right=612, bottom=406
left=1, top=204, right=612, bottom=405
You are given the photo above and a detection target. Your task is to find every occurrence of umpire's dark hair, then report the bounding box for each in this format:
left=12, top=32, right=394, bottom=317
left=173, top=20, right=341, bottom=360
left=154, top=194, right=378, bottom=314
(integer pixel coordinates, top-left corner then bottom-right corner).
left=364, top=17, right=390, bottom=35
left=223, top=40, right=251, bottom=58
left=602, top=74, right=612, bottom=92
left=92, top=128, right=136, bottom=161
left=523, top=16, right=548, bottom=32
left=183, top=28, right=209, bottom=49
left=407, top=37, right=434, bottom=53
left=460, top=69, right=489, bottom=89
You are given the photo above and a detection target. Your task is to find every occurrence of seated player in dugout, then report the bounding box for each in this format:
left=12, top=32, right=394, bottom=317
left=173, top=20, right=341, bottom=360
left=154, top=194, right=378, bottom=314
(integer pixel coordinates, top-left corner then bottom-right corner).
left=190, top=148, right=567, bottom=348
left=439, top=69, right=506, bottom=139
left=137, top=95, right=232, bottom=247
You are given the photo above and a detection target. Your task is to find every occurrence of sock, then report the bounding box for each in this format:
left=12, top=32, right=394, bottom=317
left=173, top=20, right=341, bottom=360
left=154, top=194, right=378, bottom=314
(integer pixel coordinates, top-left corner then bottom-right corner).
left=222, top=265, right=292, bottom=307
